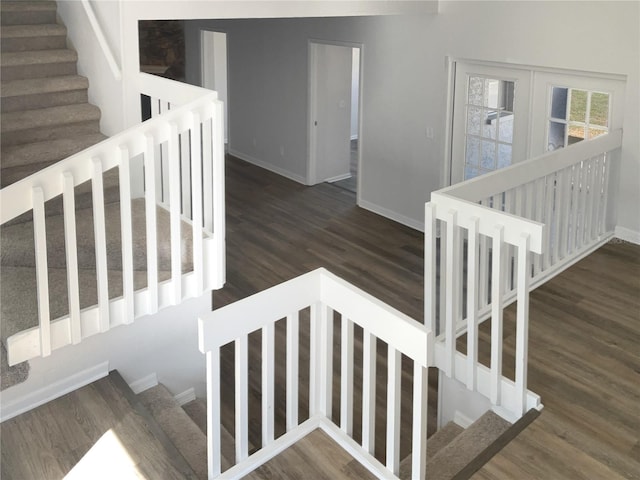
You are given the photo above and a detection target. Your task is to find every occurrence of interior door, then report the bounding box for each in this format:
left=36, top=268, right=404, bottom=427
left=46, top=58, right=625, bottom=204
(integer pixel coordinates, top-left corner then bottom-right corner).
left=309, top=42, right=352, bottom=184
left=450, top=63, right=531, bottom=184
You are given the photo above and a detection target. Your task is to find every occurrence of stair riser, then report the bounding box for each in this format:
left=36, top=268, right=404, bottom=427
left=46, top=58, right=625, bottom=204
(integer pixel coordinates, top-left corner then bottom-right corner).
left=2, top=89, right=88, bottom=113
left=1, top=134, right=106, bottom=169
left=0, top=11, right=57, bottom=26
left=1, top=62, right=76, bottom=81
left=1, top=35, right=66, bottom=53
left=2, top=122, right=101, bottom=147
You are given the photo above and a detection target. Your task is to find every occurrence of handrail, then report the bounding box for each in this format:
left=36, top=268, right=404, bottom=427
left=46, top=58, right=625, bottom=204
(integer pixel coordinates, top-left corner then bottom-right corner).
left=80, top=0, right=121, bottom=80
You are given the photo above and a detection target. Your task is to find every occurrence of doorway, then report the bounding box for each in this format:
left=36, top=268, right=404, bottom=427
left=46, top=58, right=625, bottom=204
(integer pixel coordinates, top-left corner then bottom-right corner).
left=308, top=41, right=362, bottom=197
left=201, top=30, right=228, bottom=144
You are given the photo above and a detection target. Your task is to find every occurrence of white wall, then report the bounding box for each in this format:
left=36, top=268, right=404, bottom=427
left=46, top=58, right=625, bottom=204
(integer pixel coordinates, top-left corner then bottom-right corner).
left=182, top=2, right=639, bottom=234
left=57, top=0, right=125, bottom=136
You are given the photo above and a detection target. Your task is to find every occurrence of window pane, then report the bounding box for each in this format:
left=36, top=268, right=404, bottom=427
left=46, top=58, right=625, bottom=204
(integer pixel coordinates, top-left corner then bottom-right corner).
left=502, top=81, right=515, bottom=112
left=499, top=113, right=514, bottom=143
left=568, top=124, right=585, bottom=144
left=466, top=106, right=482, bottom=135
left=484, top=79, right=500, bottom=108
left=482, top=109, right=497, bottom=140
left=468, top=76, right=483, bottom=106
left=569, top=89, right=588, bottom=122
left=465, top=136, right=480, bottom=165
left=465, top=165, right=480, bottom=180
left=481, top=140, right=496, bottom=170
left=548, top=121, right=566, bottom=151
left=551, top=87, right=568, bottom=120
left=590, top=92, right=610, bottom=127
left=497, top=144, right=512, bottom=169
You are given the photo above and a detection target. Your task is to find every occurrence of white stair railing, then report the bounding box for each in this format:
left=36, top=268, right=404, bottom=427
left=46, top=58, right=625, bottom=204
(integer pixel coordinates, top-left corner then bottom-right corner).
left=1, top=74, right=226, bottom=366
left=198, top=268, right=433, bottom=479
left=426, top=129, right=623, bottom=419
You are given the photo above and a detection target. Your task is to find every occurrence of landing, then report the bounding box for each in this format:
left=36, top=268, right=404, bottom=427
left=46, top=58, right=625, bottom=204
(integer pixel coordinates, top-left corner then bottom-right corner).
left=244, top=429, right=376, bottom=480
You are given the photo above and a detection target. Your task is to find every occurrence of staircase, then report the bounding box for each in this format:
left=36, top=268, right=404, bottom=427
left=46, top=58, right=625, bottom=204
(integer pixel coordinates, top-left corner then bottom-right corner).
left=0, top=0, right=110, bottom=389
left=0, top=369, right=525, bottom=479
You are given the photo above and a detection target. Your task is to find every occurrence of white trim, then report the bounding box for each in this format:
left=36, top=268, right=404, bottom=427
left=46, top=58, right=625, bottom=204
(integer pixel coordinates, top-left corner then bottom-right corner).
left=453, top=410, right=474, bottom=429
left=358, top=199, right=423, bottom=231
left=0, top=362, right=109, bottom=422
left=614, top=226, right=640, bottom=245
left=326, top=173, right=352, bottom=183
left=227, top=149, right=307, bottom=185
left=174, top=387, right=197, bottom=406
left=350, top=134, right=358, bottom=141
left=128, top=372, right=158, bottom=394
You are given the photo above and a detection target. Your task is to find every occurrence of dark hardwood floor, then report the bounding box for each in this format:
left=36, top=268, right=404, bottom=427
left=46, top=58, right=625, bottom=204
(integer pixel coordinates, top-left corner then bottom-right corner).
left=218, top=155, right=640, bottom=479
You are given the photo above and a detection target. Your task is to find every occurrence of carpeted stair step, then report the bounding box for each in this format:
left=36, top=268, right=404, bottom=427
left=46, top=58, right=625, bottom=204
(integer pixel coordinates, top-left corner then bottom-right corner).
left=1, top=103, right=101, bottom=147
left=0, top=1, right=57, bottom=26
left=1, top=199, right=196, bottom=272
left=1, top=75, right=90, bottom=113
left=138, top=385, right=208, bottom=480
left=1, top=23, right=67, bottom=52
left=1, top=48, right=77, bottom=81
left=182, top=398, right=236, bottom=470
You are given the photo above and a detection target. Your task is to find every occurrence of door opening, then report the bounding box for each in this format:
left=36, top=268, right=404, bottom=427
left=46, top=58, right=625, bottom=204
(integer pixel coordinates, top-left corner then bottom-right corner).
left=308, top=42, right=362, bottom=198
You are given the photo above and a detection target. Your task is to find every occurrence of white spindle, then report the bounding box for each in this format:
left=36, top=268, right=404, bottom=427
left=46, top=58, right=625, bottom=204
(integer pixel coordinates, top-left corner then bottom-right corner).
left=286, top=312, right=299, bottom=431
left=445, top=209, right=459, bottom=377
left=262, top=322, right=275, bottom=446
left=190, top=113, right=204, bottom=293
left=592, top=156, right=604, bottom=239
left=62, top=172, right=81, bottom=344
left=318, top=304, right=333, bottom=418
left=438, top=225, right=447, bottom=337
left=479, top=198, right=490, bottom=309
left=558, top=166, right=572, bottom=260
left=212, top=101, right=226, bottom=288
left=168, top=123, right=182, bottom=303
left=568, top=164, right=580, bottom=256
left=577, top=161, right=589, bottom=249
left=490, top=225, right=505, bottom=405
left=32, top=187, right=51, bottom=357
left=155, top=141, right=164, bottom=203
left=466, top=216, right=479, bottom=391
left=411, top=363, right=428, bottom=480
left=309, top=303, right=319, bottom=416
left=202, top=117, right=214, bottom=233
left=543, top=176, right=554, bottom=271
left=515, top=233, right=531, bottom=415
left=386, top=346, right=401, bottom=475
left=584, top=157, right=596, bottom=243
left=118, top=147, right=135, bottom=323
left=235, top=335, right=249, bottom=462
left=533, top=178, right=545, bottom=276
left=425, top=203, right=436, bottom=333
left=551, top=171, right=563, bottom=264
left=340, top=316, right=354, bottom=435
left=362, top=331, right=376, bottom=455
left=207, top=349, right=222, bottom=477
left=599, top=155, right=611, bottom=235
left=180, top=131, right=192, bottom=217
left=92, top=158, right=110, bottom=332
left=144, top=134, right=159, bottom=312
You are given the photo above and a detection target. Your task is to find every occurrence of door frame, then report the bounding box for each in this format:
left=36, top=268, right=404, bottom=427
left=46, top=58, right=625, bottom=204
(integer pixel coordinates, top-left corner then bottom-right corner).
left=307, top=39, right=364, bottom=202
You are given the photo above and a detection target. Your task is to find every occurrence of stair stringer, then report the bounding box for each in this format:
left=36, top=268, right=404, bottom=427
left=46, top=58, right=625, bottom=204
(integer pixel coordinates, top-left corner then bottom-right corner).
left=0, top=291, right=211, bottom=422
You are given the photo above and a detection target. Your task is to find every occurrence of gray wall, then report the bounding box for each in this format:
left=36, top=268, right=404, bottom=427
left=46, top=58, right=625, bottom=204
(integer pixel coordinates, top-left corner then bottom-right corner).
left=184, top=2, right=639, bottom=234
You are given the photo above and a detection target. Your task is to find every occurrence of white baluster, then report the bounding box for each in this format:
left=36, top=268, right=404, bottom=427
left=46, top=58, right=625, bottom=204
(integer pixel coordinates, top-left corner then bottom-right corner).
left=386, top=346, right=401, bottom=475
left=466, top=216, right=479, bottom=391
left=207, top=349, right=222, bottom=477
left=180, top=131, right=192, bottom=218
left=118, top=147, right=135, bottom=323
left=144, top=134, right=159, bottom=313
left=599, top=154, right=611, bottom=235
left=262, top=322, right=275, bottom=446
left=62, top=172, right=81, bottom=344
left=515, top=233, right=531, bottom=416
left=490, top=225, right=505, bottom=405
left=235, top=335, right=249, bottom=462
left=340, top=316, right=354, bottom=435
left=212, top=101, right=226, bottom=289
left=286, top=312, right=299, bottom=431
left=411, top=363, right=428, bottom=480
left=425, top=203, right=437, bottom=334
left=584, top=157, right=597, bottom=243
left=168, top=123, right=182, bottom=303
left=32, top=187, right=51, bottom=356
left=319, top=304, right=333, bottom=418
left=92, top=158, right=109, bottom=332
left=190, top=113, right=204, bottom=294
left=362, top=330, right=376, bottom=455
left=445, top=209, right=460, bottom=377
left=202, top=117, right=214, bottom=233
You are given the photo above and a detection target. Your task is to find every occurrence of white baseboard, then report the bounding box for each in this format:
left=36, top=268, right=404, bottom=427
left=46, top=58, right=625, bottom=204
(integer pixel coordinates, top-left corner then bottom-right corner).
left=614, top=226, right=640, bottom=245
left=0, top=361, right=109, bottom=422
left=128, top=372, right=158, bottom=394
left=228, top=149, right=307, bottom=185
left=358, top=199, right=423, bottom=231
left=326, top=173, right=352, bottom=183
left=453, top=410, right=474, bottom=429
left=174, top=387, right=196, bottom=406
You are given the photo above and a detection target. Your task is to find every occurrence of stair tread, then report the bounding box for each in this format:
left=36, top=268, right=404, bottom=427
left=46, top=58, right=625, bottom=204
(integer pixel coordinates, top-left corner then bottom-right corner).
left=1, top=23, right=66, bottom=38
left=1, top=103, right=100, bottom=133
left=0, top=2, right=57, bottom=13
left=1, top=48, right=77, bottom=67
left=1, top=75, right=89, bottom=98
left=1, top=133, right=106, bottom=168
left=138, top=385, right=208, bottom=480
